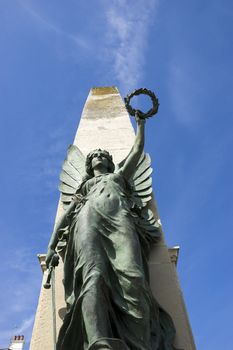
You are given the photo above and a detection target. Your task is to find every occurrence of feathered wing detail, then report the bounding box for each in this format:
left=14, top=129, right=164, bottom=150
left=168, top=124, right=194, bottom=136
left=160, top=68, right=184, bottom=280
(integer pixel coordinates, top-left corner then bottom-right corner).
left=118, top=152, right=162, bottom=244
left=129, top=152, right=153, bottom=208
left=59, top=145, right=86, bottom=209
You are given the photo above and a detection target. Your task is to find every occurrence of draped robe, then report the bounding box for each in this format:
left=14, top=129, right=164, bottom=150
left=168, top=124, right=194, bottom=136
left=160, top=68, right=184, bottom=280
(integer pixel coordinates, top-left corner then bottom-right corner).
left=56, top=172, right=177, bottom=350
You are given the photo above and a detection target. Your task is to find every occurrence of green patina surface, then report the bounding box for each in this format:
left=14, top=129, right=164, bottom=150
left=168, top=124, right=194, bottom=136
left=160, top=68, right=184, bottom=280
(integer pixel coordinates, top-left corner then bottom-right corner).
left=46, top=108, right=178, bottom=350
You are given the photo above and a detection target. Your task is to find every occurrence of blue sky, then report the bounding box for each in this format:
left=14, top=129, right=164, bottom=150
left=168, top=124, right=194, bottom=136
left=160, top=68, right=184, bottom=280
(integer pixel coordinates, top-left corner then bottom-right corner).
left=0, top=0, right=232, bottom=349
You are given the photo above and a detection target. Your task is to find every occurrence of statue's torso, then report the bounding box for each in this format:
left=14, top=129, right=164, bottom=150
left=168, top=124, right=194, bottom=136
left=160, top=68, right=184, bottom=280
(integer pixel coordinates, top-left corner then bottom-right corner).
left=82, top=173, right=130, bottom=216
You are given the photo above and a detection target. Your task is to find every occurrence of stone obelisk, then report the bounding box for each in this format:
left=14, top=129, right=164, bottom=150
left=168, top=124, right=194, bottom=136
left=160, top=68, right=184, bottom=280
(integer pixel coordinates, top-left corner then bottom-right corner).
left=30, top=87, right=196, bottom=350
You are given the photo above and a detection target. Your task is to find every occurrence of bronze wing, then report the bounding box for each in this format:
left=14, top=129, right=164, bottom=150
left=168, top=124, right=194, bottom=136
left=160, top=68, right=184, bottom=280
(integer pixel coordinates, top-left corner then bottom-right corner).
left=59, top=145, right=86, bottom=209
left=128, top=152, right=162, bottom=242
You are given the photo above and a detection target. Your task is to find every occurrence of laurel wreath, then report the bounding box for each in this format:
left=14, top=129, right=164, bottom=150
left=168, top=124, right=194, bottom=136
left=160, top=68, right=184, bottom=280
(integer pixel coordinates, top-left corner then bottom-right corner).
left=124, top=88, right=159, bottom=119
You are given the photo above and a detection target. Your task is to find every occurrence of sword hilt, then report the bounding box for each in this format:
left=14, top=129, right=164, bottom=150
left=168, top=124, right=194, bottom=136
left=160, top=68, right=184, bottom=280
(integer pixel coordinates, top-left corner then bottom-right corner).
left=43, top=254, right=59, bottom=289
left=44, top=266, right=53, bottom=289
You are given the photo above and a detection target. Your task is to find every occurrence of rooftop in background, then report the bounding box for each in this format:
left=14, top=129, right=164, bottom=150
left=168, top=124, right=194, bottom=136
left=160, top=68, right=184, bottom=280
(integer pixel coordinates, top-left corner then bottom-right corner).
left=8, top=336, right=25, bottom=350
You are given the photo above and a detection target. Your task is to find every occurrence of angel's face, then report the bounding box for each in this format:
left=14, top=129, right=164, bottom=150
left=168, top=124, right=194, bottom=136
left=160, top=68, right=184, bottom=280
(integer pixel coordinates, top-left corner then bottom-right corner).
left=91, top=151, right=109, bottom=172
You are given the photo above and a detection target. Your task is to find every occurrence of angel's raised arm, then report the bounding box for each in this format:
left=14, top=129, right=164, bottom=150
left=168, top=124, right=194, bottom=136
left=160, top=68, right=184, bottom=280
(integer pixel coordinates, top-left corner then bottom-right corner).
left=120, top=116, right=145, bottom=180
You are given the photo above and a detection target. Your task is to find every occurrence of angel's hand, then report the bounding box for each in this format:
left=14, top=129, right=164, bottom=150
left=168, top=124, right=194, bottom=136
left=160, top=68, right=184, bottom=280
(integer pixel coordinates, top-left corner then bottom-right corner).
left=45, top=247, right=56, bottom=268
left=135, top=112, right=146, bottom=126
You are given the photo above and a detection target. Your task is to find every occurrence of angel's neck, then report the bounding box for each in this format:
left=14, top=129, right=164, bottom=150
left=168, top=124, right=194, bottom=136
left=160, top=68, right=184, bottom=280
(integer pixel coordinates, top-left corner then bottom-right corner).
left=93, top=166, right=108, bottom=177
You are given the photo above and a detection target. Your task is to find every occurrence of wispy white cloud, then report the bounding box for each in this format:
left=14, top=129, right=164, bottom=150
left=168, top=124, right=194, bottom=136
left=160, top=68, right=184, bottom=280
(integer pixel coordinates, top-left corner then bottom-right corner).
left=0, top=246, right=41, bottom=348
left=103, top=0, right=159, bottom=93
left=0, top=258, right=40, bottom=348
left=0, top=315, right=34, bottom=347
left=17, top=315, right=35, bottom=334
left=18, top=0, right=159, bottom=92
left=18, top=0, right=90, bottom=51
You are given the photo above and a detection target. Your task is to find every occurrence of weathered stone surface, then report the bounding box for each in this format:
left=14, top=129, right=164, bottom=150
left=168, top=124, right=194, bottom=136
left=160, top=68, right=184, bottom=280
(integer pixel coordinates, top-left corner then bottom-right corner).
left=29, top=255, right=65, bottom=350
left=30, top=87, right=196, bottom=350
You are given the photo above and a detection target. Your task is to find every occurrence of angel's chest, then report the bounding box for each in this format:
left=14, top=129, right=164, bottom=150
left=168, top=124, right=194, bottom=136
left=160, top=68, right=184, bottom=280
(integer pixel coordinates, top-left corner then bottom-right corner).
left=88, top=173, right=126, bottom=193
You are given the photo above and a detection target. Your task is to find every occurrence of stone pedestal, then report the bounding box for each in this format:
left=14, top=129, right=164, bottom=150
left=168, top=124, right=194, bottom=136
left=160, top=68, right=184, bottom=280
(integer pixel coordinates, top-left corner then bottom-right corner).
left=29, top=87, right=196, bottom=350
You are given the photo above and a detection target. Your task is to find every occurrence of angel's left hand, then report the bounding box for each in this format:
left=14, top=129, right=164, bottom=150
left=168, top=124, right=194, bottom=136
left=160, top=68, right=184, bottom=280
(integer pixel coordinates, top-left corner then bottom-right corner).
left=45, top=247, right=56, bottom=268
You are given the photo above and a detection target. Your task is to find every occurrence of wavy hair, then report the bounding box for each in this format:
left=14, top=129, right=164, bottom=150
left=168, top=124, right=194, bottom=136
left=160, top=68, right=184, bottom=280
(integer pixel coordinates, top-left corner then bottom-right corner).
left=85, top=149, right=115, bottom=177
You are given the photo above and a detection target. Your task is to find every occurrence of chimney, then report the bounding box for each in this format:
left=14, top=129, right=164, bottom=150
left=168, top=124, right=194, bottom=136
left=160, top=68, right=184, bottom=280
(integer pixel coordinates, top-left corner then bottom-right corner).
left=8, top=336, right=25, bottom=350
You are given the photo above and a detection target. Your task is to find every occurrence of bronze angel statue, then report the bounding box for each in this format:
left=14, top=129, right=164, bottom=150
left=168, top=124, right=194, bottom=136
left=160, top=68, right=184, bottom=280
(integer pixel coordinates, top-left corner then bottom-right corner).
left=46, top=115, right=177, bottom=350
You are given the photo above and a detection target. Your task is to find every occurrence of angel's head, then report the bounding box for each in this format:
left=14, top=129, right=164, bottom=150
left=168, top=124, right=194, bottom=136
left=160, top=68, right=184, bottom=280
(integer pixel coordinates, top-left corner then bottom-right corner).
left=85, top=149, right=115, bottom=177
